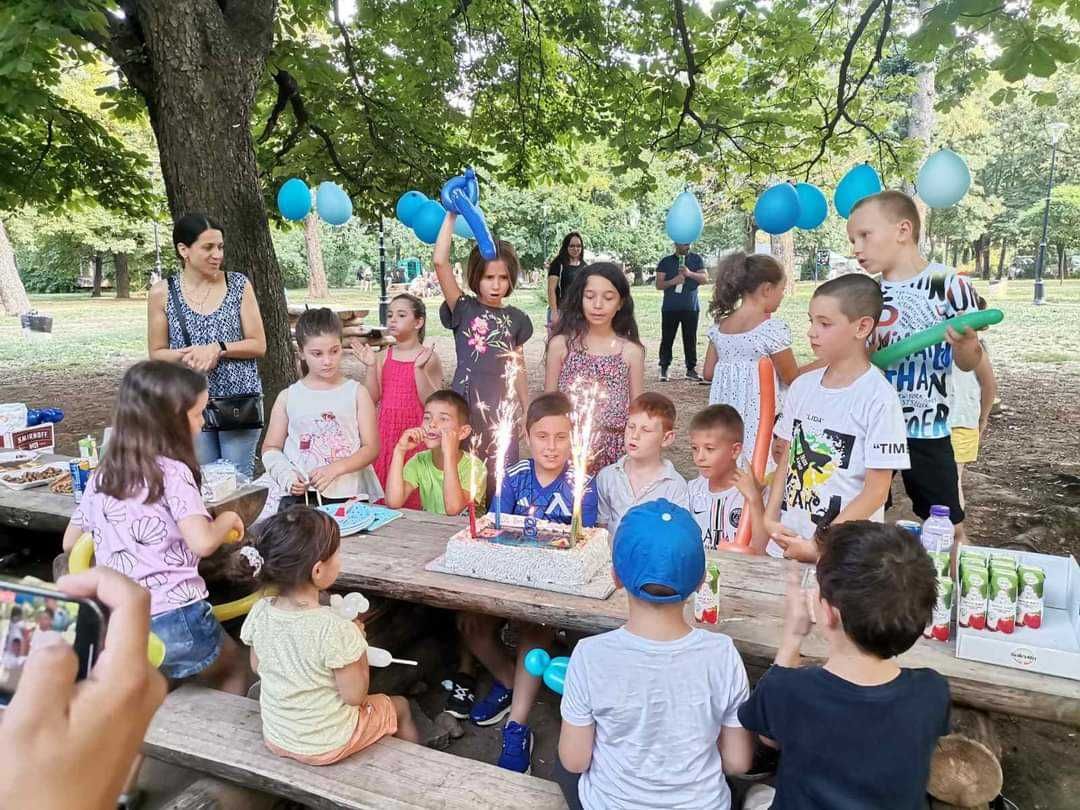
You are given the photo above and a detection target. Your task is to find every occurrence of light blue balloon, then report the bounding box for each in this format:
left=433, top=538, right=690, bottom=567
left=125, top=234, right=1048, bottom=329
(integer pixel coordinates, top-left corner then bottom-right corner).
left=396, top=190, right=428, bottom=227
left=834, top=163, right=882, bottom=219
left=453, top=214, right=475, bottom=239
left=412, top=200, right=447, bottom=244
left=276, top=178, right=311, bottom=221
left=542, top=657, right=569, bottom=695
left=916, top=149, right=971, bottom=209
left=524, top=648, right=551, bottom=678
left=665, top=190, right=704, bottom=244
left=794, top=183, right=828, bottom=230
left=316, top=181, right=353, bottom=226
left=754, top=183, right=801, bottom=235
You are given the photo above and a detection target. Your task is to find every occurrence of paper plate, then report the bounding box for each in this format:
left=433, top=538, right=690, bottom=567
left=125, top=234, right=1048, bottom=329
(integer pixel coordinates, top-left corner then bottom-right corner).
left=319, top=502, right=378, bottom=536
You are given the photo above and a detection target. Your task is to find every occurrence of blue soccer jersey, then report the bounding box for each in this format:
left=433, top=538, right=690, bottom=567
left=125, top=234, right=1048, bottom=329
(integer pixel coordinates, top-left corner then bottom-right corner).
left=490, top=459, right=598, bottom=526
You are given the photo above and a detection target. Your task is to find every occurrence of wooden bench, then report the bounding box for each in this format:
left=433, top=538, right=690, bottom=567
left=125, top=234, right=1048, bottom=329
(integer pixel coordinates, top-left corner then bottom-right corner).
left=145, top=686, right=568, bottom=810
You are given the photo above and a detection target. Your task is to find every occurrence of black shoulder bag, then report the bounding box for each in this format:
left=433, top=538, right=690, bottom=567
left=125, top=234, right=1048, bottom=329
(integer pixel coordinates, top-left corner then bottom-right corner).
left=168, top=275, right=264, bottom=431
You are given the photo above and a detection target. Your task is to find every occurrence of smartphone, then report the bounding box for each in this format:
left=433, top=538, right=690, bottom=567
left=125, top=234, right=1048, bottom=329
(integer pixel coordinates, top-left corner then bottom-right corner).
left=0, top=577, right=108, bottom=706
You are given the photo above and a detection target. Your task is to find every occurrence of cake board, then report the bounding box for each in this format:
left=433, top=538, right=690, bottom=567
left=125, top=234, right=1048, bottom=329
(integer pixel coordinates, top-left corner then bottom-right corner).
left=425, top=553, right=616, bottom=600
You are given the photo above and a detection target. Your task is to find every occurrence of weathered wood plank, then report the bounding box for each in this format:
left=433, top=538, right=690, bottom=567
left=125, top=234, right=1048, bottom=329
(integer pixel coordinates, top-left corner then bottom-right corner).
left=335, top=509, right=1080, bottom=727
left=145, top=687, right=567, bottom=810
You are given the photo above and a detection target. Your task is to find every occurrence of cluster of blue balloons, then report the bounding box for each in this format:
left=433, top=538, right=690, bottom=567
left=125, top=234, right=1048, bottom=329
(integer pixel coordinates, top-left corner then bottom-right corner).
left=524, top=648, right=569, bottom=695
left=665, top=189, right=704, bottom=244
left=395, top=168, right=496, bottom=259
left=276, top=178, right=353, bottom=226
left=754, top=182, right=831, bottom=235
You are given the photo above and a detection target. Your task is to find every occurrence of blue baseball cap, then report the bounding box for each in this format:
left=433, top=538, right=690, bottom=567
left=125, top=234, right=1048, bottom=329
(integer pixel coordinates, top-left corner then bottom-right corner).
left=612, top=499, right=705, bottom=603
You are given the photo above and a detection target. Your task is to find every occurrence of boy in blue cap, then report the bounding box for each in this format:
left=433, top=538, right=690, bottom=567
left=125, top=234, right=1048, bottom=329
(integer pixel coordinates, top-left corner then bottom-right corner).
left=556, top=499, right=754, bottom=810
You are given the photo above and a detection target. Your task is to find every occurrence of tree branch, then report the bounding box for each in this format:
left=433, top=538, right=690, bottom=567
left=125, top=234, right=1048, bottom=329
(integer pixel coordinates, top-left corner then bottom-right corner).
left=26, top=118, right=54, bottom=185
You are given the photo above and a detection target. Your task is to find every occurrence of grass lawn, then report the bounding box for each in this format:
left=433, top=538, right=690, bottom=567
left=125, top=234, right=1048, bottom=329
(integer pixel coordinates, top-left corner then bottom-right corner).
left=6, top=277, right=1080, bottom=373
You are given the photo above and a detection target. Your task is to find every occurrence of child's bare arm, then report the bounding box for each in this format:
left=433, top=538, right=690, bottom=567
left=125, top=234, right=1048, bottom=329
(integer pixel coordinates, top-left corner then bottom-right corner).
left=358, top=346, right=382, bottom=404
left=386, top=430, right=423, bottom=508
left=250, top=648, right=260, bottom=675
left=333, top=655, right=371, bottom=706
left=179, top=511, right=244, bottom=558
left=626, top=343, right=645, bottom=401
left=433, top=213, right=463, bottom=311
left=770, top=348, right=800, bottom=386
left=703, top=343, right=717, bottom=382
left=440, top=431, right=468, bottom=516
left=975, top=351, right=997, bottom=434
left=834, top=468, right=893, bottom=525
left=62, top=520, right=83, bottom=553
left=718, top=726, right=755, bottom=774
left=764, top=439, right=789, bottom=524
left=544, top=335, right=568, bottom=391
left=558, top=720, right=595, bottom=773
left=733, top=469, right=769, bottom=554
left=414, top=345, right=443, bottom=403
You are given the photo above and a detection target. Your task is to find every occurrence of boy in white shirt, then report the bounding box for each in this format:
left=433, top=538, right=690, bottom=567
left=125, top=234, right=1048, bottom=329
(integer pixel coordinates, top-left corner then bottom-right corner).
left=595, top=393, right=689, bottom=538
left=687, top=404, right=768, bottom=553
left=765, top=273, right=910, bottom=561
left=557, top=499, right=753, bottom=810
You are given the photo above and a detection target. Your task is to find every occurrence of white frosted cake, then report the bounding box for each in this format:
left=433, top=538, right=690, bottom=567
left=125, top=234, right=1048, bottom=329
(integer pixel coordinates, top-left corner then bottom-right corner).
left=443, top=513, right=610, bottom=590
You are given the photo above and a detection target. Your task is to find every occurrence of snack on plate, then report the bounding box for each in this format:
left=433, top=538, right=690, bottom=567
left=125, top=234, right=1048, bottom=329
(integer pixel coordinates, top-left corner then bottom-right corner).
left=1, top=464, right=67, bottom=489
left=49, top=472, right=73, bottom=494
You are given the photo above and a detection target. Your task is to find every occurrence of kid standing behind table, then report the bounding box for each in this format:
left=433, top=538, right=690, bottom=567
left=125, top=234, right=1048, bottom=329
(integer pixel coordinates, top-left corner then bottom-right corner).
left=765, top=274, right=910, bottom=562
left=739, top=523, right=950, bottom=810
left=434, top=211, right=533, bottom=494
left=61, top=360, right=247, bottom=693
left=235, top=507, right=421, bottom=765
left=949, top=293, right=998, bottom=510
left=262, top=308, right=383, bottom=511
left=687, top=404, right=769, bottom=553
left=848, top=190, right=983, bottom=547
left=595, top=392, right=688, bottom=538
left=557, top=500, right=753, bottom=810
left=462, top=392, right=599, bottom=775
left=357, top=293, right=444, bottom=510
left=545, top=263, right=645, bottom=472
left=703, top=252, right=801, bottom=454
left=385, top=389, right=487, bottom=515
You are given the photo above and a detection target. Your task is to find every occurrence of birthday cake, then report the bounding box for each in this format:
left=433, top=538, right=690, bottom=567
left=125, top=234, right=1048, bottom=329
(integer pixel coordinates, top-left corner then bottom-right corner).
left=443, top=513, right=610, bottom=590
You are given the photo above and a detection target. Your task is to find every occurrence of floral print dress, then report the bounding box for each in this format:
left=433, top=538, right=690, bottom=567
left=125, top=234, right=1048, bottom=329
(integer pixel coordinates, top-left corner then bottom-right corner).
left=558, top=338, right=631, bottom=472
left=440, top=295, right=534, bottom=490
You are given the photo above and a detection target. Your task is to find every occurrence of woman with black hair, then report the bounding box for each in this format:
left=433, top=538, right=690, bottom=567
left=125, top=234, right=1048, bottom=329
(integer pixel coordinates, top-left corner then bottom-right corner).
left=546, top=232, right=585, bottom=327
left=544, top=263, right=645, bottom=471
left=148, top=213, right=267, bottom=477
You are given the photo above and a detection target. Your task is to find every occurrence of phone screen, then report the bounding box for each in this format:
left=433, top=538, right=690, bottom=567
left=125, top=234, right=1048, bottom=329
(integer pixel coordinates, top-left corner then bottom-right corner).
left=0, top=584, right=103, bottom=703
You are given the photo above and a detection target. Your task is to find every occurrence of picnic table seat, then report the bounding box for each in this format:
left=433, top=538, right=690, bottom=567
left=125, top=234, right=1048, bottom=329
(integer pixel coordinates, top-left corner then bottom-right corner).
left=145, top=686, right=568, bottom=810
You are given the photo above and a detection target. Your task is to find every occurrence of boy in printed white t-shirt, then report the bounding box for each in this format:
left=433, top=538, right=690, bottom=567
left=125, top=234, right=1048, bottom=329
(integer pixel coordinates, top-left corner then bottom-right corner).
left=765, top=274, right=910, bottom=561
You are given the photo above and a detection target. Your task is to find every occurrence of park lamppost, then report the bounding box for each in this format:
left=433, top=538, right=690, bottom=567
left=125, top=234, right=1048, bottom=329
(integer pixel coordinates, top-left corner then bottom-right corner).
left=377, top=216, right=389, bottom=325
left=1033, top=121, right=1068, bottom=305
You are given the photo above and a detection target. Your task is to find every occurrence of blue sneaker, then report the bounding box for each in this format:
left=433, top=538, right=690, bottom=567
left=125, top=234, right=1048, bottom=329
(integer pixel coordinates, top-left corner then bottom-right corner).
left=469, top=681, right=513, bottom=726
left=497, top=720, right=533, bottom=774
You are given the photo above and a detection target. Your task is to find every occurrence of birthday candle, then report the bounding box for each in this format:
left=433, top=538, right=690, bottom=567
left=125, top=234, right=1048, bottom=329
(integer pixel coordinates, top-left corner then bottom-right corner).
left=491, top=352, right=522, bottom=532
left=567, top=378, right=604, bottom=544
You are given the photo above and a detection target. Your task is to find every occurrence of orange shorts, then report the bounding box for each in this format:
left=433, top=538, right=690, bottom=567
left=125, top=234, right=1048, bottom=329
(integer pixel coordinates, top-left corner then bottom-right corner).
left=265, top=694, right=398, bottom=765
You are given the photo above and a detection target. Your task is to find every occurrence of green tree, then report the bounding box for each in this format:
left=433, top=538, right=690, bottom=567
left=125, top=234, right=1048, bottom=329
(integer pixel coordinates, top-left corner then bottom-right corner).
left=1020, top=185, right=1080, bottom=281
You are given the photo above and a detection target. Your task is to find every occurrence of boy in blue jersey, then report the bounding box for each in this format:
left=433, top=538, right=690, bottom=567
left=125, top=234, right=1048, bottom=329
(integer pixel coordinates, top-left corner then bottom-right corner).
left=463, top=392, right=598, bottom=774
left=492, top=392, right=599, bottom=525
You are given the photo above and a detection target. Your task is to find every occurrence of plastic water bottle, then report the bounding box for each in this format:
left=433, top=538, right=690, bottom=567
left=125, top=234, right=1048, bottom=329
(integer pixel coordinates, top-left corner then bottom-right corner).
left=920, top=505, right=954, bottom=554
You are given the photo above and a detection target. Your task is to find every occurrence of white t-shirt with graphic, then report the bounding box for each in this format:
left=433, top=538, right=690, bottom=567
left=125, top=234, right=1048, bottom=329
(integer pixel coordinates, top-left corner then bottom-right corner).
left=687, top=477, right=745, bottom=550
left=877, top=264, right=979, bottom=439
left=772, top=366, right=910, bottom=556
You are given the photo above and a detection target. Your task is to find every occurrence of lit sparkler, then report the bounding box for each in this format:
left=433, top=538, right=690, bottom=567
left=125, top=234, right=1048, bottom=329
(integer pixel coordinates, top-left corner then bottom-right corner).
left=491, top=351, right=523, bottom=531
left=568, top=377, right=604, bottom=544
left=467, top=434, right=481, bottom=538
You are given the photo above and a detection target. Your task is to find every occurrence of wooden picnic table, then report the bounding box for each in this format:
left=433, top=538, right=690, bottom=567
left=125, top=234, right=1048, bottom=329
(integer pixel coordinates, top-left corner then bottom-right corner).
left=337, top=508, right=1080, bottom=728
left=0, top=454, right=268, bottom=534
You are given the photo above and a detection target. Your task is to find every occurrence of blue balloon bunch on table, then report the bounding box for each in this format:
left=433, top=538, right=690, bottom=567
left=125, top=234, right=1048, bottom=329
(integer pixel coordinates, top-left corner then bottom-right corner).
left=275, top=178, right=353, bottom=226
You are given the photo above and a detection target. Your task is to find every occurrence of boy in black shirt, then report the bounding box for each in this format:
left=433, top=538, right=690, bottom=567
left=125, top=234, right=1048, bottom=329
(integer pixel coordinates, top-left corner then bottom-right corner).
left=738, top=522, right=950, bottom=809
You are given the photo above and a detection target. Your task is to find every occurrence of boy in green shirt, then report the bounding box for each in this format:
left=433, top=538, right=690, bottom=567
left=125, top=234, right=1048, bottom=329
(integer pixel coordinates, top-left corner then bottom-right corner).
left=386, top=389, right=486, bottom=515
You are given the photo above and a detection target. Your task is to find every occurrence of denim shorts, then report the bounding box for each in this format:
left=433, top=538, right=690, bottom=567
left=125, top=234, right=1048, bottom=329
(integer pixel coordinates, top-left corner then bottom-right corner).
left=151, top=599, right=223, bottom=680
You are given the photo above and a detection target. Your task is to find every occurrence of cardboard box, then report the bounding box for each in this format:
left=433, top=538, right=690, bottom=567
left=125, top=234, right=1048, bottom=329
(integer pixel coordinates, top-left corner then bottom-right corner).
left=955, top=546, right=1080, bottom=681
left=0, top=423, right=55, bottom=453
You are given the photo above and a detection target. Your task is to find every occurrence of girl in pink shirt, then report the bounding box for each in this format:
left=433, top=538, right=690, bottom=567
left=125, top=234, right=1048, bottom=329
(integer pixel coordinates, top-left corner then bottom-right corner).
left=62, top=360, right=247, bottom=692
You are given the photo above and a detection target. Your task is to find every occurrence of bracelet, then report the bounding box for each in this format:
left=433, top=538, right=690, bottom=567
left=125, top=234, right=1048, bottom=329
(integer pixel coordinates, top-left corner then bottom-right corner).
left=218, top=340, right=227, bottom=355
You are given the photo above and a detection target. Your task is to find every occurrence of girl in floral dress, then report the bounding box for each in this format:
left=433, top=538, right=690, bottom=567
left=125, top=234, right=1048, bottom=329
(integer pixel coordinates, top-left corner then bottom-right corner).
left=61, top=360, right=248, bottom=692
left=545, top=263, right=645, bottom=472
left=434, top=212, right=533, bottom=493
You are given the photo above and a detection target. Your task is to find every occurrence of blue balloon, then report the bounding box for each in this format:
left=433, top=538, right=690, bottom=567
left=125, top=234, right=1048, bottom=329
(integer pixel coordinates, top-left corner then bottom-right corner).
left=441, top=168, right=497, bottom=259
left=917, top=149, right=971, bottom=209
left=396, top=191, right=428, bottom=227
left=524, top=648, right=551, bottom=678
left=665, top=190, right=704, bottom=244
left=453, top=215, right=475, bottom=239
left=794, top=183, right=828, bottom=230
left=276, top=178, right=311, bottom=221
left=412, top=200, right=447, bottom=244
left=542, top=658, right=569, bottom=695
left=754, top=183, right=801, bottom=235
left=316, top=181, right=353, bottom=226
left=834, top=163, right=882, bottom=219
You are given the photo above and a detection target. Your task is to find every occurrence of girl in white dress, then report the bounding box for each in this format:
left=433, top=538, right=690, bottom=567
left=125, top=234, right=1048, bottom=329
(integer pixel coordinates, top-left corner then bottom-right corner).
left=703, top=252, right=801, bottom=455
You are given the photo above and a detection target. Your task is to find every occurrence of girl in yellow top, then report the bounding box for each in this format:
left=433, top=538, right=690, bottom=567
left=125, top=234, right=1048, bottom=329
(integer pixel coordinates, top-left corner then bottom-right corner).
left=236, top=507, right=419, bottom=764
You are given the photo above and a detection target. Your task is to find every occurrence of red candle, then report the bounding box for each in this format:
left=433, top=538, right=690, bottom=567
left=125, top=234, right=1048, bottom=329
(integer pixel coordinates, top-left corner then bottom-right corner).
left=468, top=500, right=478, bottom=538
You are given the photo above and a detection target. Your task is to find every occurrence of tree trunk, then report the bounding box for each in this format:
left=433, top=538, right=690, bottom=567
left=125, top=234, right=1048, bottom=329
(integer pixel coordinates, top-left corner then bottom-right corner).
left=904, top=4, right=936, bottom=257
left=1058, top=244, right=1066, bottom=282
left=120, top=1, right=295, bottom=407
left=114, top=252, right=131, bottom=299
left=743, top=213, right=757, bottom=253
left=304, top=212, right=329, bottom=299
left=91, top=253, right=104, bottom=297
left=927, top=707, right=1002, bottom=808
left=770, top=230, right=797, bottom=292
left=996, top=238, right=1007, bottom=279
left=943, top=236, right=950, bottom=268
left=632, top=265, right=644, bottom=286
left=0, top=218, right=31, bottom=316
